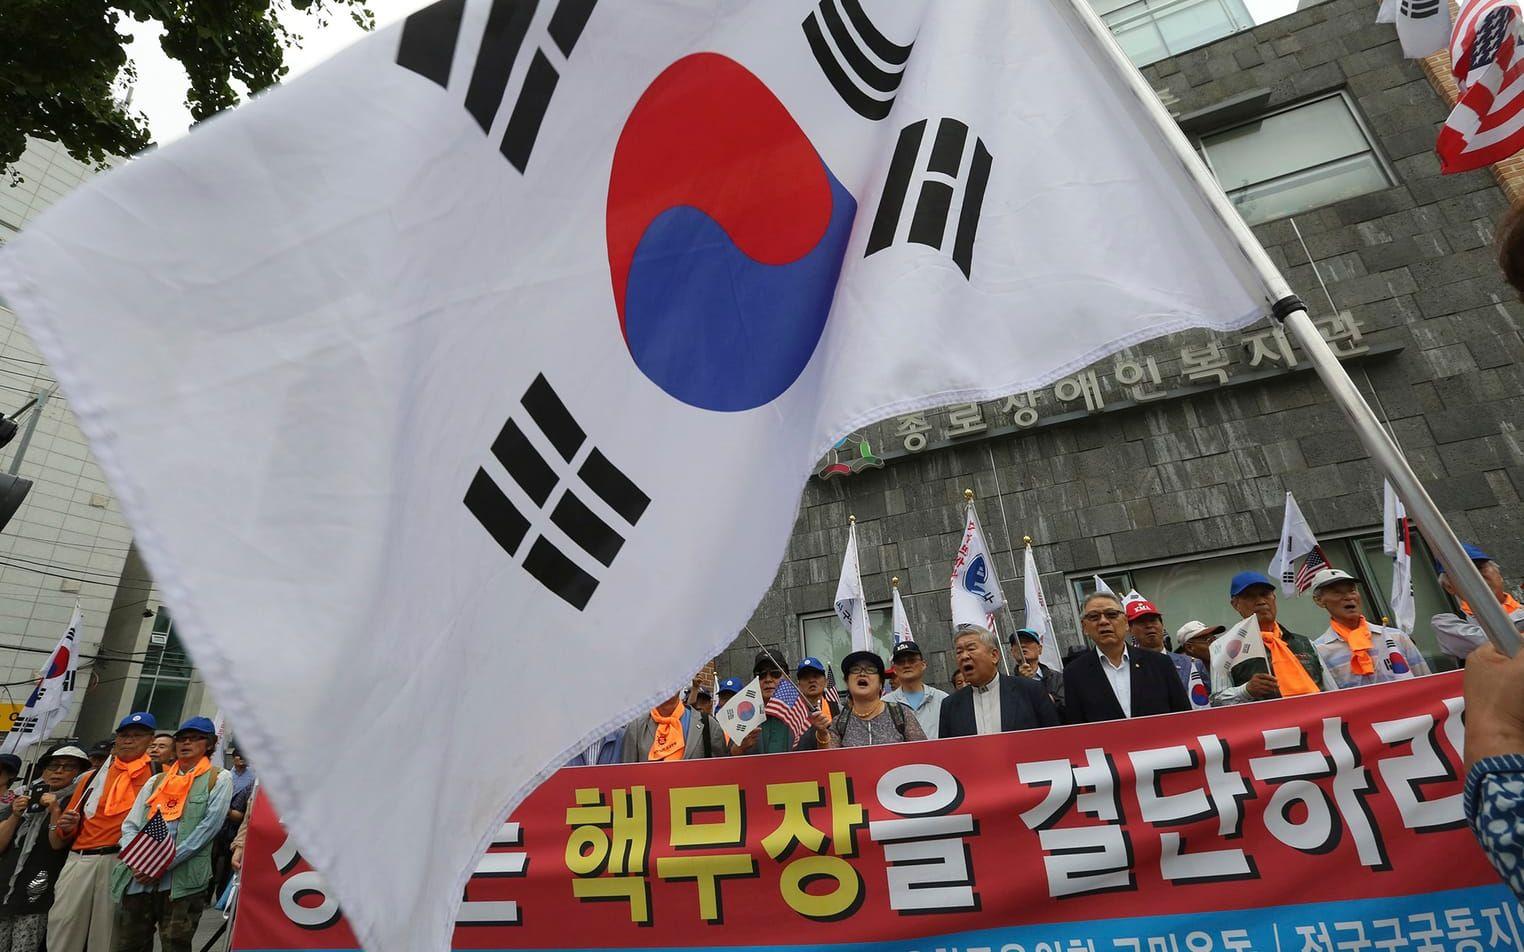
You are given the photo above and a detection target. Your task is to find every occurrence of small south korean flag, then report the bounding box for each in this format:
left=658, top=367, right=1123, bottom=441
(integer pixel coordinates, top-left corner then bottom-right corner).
left=715, top=677, right=767, bottom=745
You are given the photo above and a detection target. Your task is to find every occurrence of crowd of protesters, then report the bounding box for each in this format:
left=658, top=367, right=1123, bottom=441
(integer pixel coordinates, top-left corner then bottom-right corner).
left=601, top=542, right=1524, bottom=904
left=0, top=711, right=256, bottom=952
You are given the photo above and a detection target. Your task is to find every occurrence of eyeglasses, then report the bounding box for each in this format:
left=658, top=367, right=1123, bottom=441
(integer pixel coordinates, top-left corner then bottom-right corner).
left=846, top=665, right=878, bottom=677
left=1082, top=609, right=1125, bottom=624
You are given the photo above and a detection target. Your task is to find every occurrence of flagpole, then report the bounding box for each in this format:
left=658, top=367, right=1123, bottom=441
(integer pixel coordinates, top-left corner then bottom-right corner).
left=983, top=446, right=1028, bottom=668
left=1060, top=0, right=1520, bottom=657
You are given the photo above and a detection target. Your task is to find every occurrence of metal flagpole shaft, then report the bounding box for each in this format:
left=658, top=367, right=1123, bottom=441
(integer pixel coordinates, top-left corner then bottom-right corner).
left=983, top=448, right=1027, bottom=671
left=1061, top=0, right=1521, bottom=657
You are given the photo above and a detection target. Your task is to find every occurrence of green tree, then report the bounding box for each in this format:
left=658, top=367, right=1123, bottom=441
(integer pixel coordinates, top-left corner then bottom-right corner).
left=0, top=0, right=375, bottom=172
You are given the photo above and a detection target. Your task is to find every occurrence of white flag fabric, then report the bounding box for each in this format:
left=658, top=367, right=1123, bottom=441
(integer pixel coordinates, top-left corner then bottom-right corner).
left=1383, top=481, right=1417, bottom=633
left=1120, top=588, right=1144, bottom=610
left=1024, top=544, right=1064, bottom=672
left=211, top=709, right=229, bottom=769
left=0, top=2, right=1272, bottom=948
left=891, top=585, right=914, bottom=647
left=1268, top=492, right=1320, bottom=594
left=1093, top=574, right=1116, bottom=596
left=1218, top=615, right=1270, bottom=676
left=834, top=522, right=872, bottom=653
left=1, top=603, right=81, bottom=756
left=714, top=676, right=766, bottom=743
left=951, top=501, right=1006, bottom=629
left=1377, top=0, right=1452, bottom=58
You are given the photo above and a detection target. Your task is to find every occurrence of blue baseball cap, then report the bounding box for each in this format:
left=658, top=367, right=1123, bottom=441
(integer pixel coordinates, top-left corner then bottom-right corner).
left=796, top=657, right=827, bottom=675
left=1435, top=543, right=1491, bottom=575
left=1010, top=628, right=1042, bottom=644
left=174, top=716, right=217, bottom=737
left=1229, top=571, right=1276, bottom=598
left=717, top=677, right=743, bottom=696
left=116, top=712, right=155, bottom=732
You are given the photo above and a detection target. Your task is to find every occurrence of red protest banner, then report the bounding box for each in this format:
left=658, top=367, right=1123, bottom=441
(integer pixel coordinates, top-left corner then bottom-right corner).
left=231, top=671, right=1524, bottom=951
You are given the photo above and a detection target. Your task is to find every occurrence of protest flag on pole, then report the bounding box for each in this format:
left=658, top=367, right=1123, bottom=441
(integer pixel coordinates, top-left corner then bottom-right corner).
left=1268, top=492, right=1328, bottom=595
left=833, top=516, right=872, bottom=653
left=890, top=576, right=913, bottom=648
left=951, top=490, right=1005, bottom=631
left=1383, top=480, right=1417, bottom=634
left=1092, top=575, right=1115, bottom=596
left=1023, top=539, right=1064, bottom=674
left=1, top=602, right=81, bottom=756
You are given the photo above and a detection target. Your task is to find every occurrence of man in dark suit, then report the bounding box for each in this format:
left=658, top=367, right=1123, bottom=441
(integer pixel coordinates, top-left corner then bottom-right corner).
left=940, top=624, right=1061, bottom=738
left=1064, top=591, right=1190, bottom=724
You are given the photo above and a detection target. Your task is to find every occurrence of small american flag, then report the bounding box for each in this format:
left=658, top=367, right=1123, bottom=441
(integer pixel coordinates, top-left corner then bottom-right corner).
left=1438, top=0, right=1524, bottom=172
left=120, top=810, right=176, bottom=880
left=1293, top=546, right=1329, bottom=594
left=824, top=666, right=840, bottom=711
left=765, top=677, right=814, bottom=742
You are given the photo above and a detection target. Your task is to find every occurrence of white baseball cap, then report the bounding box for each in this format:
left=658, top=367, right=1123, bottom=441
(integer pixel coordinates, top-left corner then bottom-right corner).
left=1309, top=567, right=1357, bottom=594
left=1175, top=620, right=1225, bottom=643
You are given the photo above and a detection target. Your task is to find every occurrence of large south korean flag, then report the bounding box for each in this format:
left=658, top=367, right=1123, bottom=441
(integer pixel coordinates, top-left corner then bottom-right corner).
left=0, top=1, right=1271, bottom=948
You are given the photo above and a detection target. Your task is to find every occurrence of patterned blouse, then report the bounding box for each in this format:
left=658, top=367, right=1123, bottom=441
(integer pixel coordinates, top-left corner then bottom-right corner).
left=1465, top=754, right=1524, bottom=902
left=826, top=704, right=927, bottom=747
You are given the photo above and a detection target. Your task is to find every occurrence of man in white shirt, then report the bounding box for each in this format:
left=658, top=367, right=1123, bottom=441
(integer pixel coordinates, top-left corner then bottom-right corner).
left=1063, top=592, right=1189, bottom=723
left=880, top=641, right=948, bottom=739
left=1431, top=543, right=1524, bottom=660
left=938, top=625, right=1060, bottom=738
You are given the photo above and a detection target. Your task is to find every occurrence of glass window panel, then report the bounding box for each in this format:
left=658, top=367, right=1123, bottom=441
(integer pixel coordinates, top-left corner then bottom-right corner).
left=129, top=678, right=188, bottom=729
left=1113, top=21, right=1171, bottom=67
left=1203, top=96, right=1372, bottom=190
left=1126, top=541, right=1361, bottom=645
left=1226, top=153, right=1390, bottom=224
left=1154, top=0, right=1241, bottom=54
left=800, top=607, right=894, bottom=669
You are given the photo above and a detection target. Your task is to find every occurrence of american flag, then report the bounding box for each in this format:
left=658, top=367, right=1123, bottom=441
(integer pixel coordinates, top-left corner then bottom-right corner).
left=765, top=677, right=814, bottom=743
left=1293, top=545, right=1330, bottom=594
left=120, top=810, right=176, bottom=880
left=1438, top=0, right=1524, bottom=172
left=824, top=666, right=840, bottom=711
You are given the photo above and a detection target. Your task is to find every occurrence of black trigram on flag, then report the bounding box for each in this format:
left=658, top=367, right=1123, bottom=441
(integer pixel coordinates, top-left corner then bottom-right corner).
left=465, top=375, right=649, bottom=609
left=395, top=0, right=598, bottom=173
left=1399, top=0, right=1440, bottom=19
left=802, top=0, right=913, bottom=120
left=865, top=118, right=993, bottom=279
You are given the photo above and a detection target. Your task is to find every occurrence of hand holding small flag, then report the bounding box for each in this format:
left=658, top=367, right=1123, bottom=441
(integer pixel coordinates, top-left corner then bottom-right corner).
left=120, top=810, right=176, bottom=881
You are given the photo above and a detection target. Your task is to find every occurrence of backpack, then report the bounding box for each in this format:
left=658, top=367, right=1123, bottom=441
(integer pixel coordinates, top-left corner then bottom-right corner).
left=830, top=702, right=908, bottom=741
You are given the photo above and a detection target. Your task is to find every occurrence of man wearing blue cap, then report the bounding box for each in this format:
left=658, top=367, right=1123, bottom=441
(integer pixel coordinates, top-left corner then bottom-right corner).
left=1007, top=628, right=1064, bottom=716
left=47, top=711, right=157, bottom=952
left=716, top=677, right=743, bottom=707
left=882, top=642, right=948, bottom=739
left=794, top=657, right=841, bottom=720
left=1211, top=572, right=1334, bottom=705
left=1433, top=543, right=1524, bottom=660
left=111, top=716, right=232, bottom=952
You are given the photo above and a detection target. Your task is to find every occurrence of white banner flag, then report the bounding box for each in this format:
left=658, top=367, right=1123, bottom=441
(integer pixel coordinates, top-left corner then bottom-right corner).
left=1186, top=661, right=1211, bottom=710
left=1, top=603, right=81, bottom=756
left=1268, top=492, right=1321, bottom=594
left=1377, top=0, right=1452, bottom=59
left=0, top=2, right=1272, bottom=947
left=1383, top=480, right=1416, bottom=634
left=951, top=501, right=1005, bottom=629
left=834, top=522, right=871, bottom=653
left=1093, top=574, right=1115, bottom=596
left=1024, top=544, right=1064, bottom=673
left=891, top=584, right=913, bottom=647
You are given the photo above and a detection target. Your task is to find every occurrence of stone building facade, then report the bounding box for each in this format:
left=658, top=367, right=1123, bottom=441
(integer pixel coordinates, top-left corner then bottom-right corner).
left=720, top=0, right=1524, bottom=690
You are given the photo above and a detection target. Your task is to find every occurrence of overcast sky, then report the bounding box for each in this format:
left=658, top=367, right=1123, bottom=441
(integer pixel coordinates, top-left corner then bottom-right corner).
left=121, top=1, right=423, bottom=146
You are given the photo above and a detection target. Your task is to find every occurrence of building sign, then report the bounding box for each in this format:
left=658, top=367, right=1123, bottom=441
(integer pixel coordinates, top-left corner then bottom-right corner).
left=817, top=314, right=1393, bottom=478
left=230, top=673, right=1520, bottom=952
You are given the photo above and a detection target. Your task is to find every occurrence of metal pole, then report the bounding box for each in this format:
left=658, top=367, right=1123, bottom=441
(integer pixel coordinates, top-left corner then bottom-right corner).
left=1060, top=0, right=1522, bottom=656
left=7, top=388, right=49, bottom=476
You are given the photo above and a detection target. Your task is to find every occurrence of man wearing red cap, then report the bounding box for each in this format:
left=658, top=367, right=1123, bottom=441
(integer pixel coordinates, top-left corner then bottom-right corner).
left=1124, top=592, right=1207, bottom=703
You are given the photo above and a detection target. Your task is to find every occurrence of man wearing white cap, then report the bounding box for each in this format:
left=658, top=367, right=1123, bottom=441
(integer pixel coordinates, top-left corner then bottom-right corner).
left=1309, top=568, right=1430, bottom=689
left=1175, top=621, right=1225, bottom=668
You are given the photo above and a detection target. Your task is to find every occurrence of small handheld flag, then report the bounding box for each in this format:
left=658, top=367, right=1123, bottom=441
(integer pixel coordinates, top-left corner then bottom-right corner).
left=765, top=677, right=815, bottom=743
left=715, top=677, right=767, bottom=745
left=120, top=810, right=176, bottom=880
left=1269, top=492, right=1325, bottom=595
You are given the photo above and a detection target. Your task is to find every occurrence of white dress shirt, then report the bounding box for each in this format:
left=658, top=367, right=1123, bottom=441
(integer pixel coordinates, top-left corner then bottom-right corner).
left=1099, top=647, right=1132, bottom=718
left=971, top=677, right=1002, bottom=735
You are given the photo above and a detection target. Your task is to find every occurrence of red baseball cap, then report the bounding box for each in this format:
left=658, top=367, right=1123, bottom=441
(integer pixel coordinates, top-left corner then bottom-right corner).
left=1124, top=599, right=1162, bottom=622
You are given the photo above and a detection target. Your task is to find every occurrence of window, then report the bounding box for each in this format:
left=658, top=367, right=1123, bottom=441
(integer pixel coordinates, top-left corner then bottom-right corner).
left=1197, top=93, right=1392, bottom=225
left=1096, top=0, right=1255, bottom=67
left=130, top=606, right=195, bottom=726
left=799, top=605, right=895, bottom=668
left=1069, top=534, right=1459, bottom=672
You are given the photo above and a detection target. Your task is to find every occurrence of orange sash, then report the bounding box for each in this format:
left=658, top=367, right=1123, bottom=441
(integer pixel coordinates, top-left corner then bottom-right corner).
left=1263, top=627, right=1320, bottom=696
left=1461, top=593, right=1522, bottom=616
left=147, top=757, right=213, bottom=821
left=1329, top=617, right=1375, bottom=675
left=647, top=701, right=687, bottom=762
left=99, top=755, right=152, bottom=817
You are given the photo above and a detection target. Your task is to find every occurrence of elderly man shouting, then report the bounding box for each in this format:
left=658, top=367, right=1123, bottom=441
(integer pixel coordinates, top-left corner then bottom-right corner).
left=1308, top=568, right=1430, bottom=688
left=939, top=625, right=1059, bottom=737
